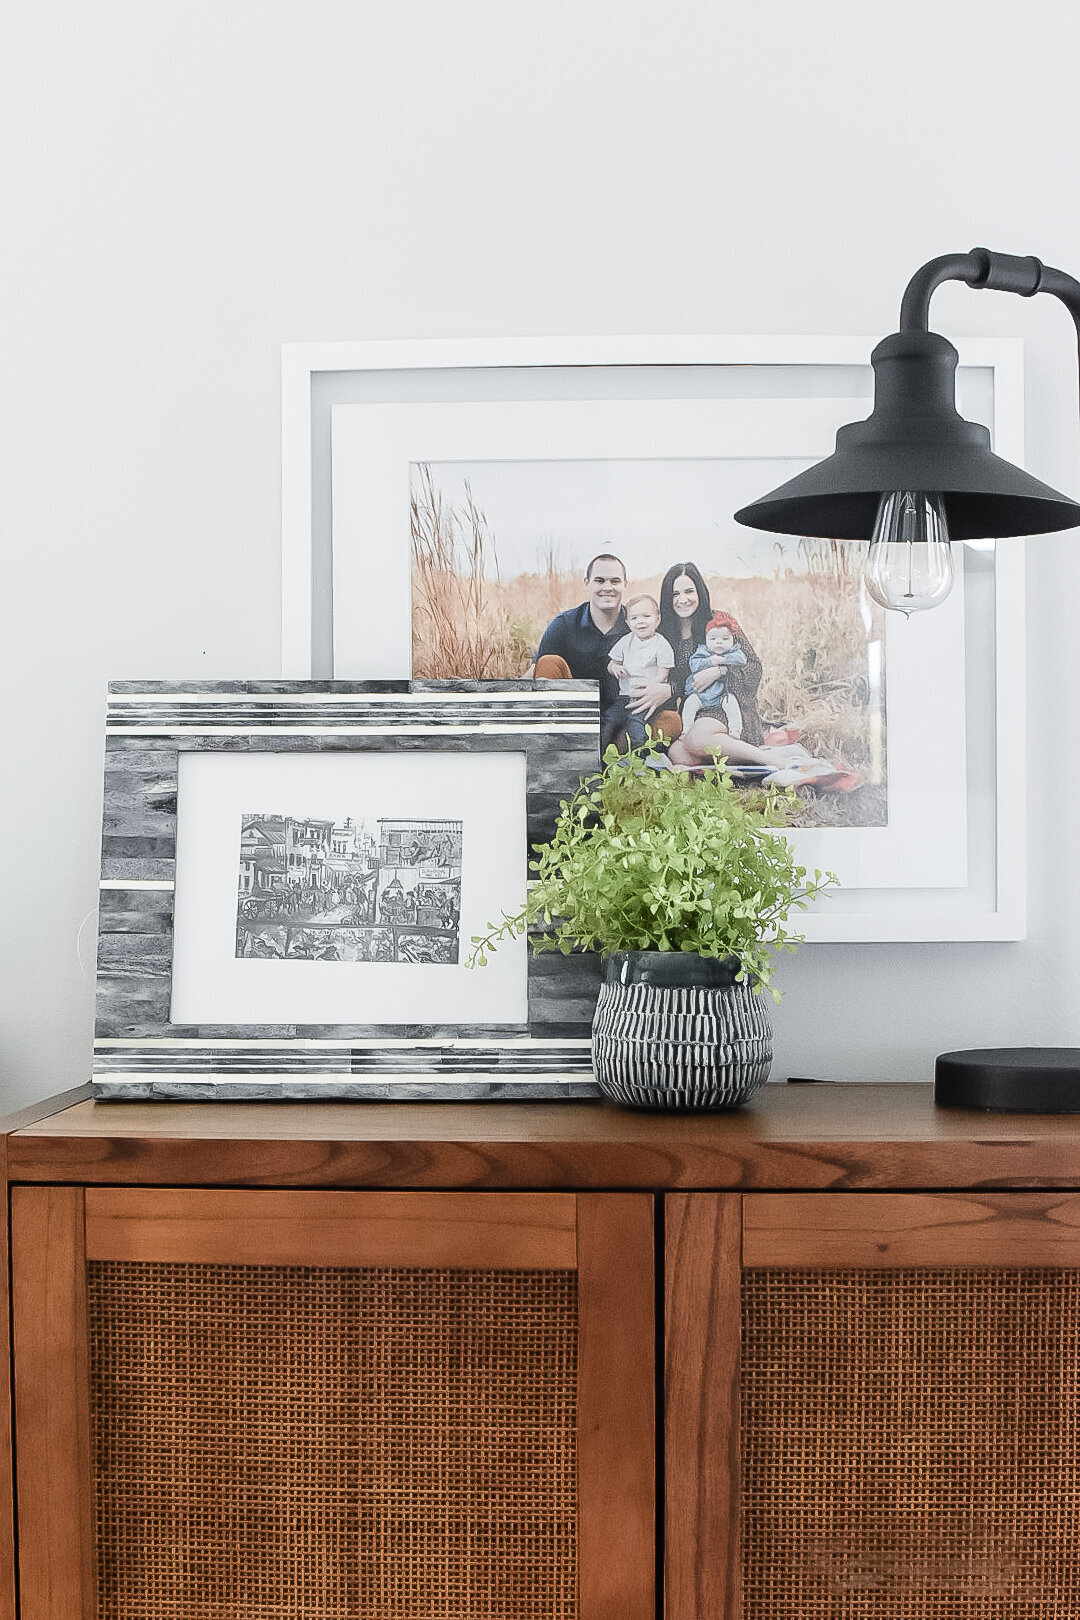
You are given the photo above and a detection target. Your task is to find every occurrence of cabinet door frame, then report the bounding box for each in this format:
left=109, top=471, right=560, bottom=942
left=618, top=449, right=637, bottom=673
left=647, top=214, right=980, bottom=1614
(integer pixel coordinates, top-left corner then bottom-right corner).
left=664, top=1189, right=1080, bottom=1620
left=12, top=1186, right=654, bottom=1620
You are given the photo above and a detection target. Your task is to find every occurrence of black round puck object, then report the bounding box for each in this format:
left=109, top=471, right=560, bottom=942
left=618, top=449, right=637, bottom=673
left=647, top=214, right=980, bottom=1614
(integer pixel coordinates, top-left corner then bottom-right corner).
left=935, top=1048, right=1080, bottom=1112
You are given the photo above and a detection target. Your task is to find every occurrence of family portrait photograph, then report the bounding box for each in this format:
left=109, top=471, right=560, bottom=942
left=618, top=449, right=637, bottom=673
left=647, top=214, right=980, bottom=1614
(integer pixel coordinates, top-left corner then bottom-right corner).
left=409, top=457, right=887, bottom=829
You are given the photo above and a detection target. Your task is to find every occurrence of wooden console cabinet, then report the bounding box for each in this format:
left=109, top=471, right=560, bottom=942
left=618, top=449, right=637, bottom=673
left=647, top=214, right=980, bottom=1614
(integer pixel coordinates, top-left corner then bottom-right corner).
left=5, top=1081, right=1080, bottom=1618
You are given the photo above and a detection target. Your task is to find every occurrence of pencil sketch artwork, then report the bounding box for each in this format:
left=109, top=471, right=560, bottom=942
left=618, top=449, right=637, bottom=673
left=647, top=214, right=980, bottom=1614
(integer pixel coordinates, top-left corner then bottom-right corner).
left=235, top=813, right=463, bottom=964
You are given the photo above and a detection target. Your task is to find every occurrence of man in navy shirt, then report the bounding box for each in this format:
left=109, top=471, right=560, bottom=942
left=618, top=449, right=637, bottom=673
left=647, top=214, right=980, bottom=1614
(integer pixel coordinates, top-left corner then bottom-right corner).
left=534, top=554, right=628, bottom=709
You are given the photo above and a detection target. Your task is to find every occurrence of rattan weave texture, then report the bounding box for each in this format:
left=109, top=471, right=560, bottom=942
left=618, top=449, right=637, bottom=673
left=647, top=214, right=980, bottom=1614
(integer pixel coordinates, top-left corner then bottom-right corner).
left=87, top=1262, right=578, bottom=1619
left=741, top=1267, right=1080, bottom=1618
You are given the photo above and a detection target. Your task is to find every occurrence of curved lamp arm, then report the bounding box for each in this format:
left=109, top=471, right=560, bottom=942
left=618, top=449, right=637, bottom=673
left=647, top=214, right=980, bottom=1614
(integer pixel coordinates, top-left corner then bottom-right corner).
left=899, top=248, right=1080, bottom=369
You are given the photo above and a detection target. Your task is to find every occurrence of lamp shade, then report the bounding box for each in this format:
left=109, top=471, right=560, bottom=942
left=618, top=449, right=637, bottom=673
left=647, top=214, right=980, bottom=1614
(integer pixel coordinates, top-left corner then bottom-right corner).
left=734, top=330, right=1080, bottom=541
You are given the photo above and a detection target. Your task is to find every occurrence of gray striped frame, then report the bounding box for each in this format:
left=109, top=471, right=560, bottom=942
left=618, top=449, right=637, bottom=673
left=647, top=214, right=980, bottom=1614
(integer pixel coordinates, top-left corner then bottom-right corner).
left=93, top=680, right=602, bottom=1100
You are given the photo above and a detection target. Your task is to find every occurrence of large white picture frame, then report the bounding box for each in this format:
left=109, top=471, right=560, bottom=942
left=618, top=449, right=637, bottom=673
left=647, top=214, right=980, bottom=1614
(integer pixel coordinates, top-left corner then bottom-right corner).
left=281, top=337, right=1026, bottom=944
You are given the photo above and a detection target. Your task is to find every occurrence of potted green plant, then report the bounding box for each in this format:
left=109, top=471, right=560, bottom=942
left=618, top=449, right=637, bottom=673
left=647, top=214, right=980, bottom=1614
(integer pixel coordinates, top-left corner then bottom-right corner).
left=469, top=744, right=836, bottom=1110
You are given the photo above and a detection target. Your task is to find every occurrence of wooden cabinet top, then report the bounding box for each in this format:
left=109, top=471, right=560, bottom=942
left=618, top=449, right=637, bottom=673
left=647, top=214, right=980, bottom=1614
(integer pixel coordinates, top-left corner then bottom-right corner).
left=6, top=1082, right=1080, bottom=1189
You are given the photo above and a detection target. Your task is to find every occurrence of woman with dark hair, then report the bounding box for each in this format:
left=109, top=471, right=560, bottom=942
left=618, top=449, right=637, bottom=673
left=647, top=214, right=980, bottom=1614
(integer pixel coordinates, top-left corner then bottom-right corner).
left=661, top=567, right=765, bottom=745
left=622, top=561, right=709, bottom=740
left=629, top=561, right=831, bottom=780
left=626, top=562, right=766, bottom=754
left=659, top=561, right=714, bottom=698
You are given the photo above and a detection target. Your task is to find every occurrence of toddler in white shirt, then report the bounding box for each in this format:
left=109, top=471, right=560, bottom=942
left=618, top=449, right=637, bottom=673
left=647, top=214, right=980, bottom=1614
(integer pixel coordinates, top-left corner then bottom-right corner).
left=603, top=595, right=675, bottom=751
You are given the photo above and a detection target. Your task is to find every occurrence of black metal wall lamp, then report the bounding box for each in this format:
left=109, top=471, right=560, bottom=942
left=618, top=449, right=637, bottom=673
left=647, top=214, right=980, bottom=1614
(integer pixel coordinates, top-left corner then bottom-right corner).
left=735, top=249, right=1080, bottom=613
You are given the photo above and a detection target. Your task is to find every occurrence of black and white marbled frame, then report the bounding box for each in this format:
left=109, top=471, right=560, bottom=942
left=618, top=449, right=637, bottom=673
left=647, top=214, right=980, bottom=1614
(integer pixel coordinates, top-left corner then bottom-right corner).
left=93, top=680, right=602, bottom=1100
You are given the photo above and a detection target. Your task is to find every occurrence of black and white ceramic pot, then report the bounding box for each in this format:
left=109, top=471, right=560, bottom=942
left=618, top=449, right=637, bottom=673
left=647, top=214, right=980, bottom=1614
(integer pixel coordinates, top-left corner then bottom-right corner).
left=591, top=950, right=773, bottom=1110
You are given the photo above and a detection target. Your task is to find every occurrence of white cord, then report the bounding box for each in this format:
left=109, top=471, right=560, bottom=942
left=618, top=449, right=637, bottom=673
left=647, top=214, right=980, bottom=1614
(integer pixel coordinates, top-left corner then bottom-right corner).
left=75, top=908, right=96, bottom=976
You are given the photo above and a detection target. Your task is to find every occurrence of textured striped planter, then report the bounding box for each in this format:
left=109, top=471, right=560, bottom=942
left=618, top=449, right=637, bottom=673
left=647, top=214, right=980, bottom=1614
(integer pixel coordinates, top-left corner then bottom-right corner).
left=591, top=951, right=772, bottom=1110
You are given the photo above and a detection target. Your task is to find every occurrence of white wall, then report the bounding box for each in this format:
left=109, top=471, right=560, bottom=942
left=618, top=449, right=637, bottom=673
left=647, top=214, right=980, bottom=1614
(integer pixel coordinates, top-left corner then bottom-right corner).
left=3, top=0, right=1080, bottom=1107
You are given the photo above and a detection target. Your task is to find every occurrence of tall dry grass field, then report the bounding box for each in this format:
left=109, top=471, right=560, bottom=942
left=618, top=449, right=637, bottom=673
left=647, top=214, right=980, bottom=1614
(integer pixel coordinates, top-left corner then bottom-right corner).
left=411, top=465, right=574, bottom=678
left=412, top=473, right=887, bottom=824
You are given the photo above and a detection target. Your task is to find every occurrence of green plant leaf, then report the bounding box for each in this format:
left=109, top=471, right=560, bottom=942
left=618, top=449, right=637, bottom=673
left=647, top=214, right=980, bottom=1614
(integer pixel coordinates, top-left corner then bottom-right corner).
left=464, top=738, right=838, bottom=995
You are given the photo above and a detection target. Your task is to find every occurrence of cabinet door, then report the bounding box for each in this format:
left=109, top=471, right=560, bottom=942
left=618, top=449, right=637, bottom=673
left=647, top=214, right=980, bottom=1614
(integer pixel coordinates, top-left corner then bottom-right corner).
left=12, top=1188, right=653, bottom=1620
left=666, top=1191, right=1080, bottom=1620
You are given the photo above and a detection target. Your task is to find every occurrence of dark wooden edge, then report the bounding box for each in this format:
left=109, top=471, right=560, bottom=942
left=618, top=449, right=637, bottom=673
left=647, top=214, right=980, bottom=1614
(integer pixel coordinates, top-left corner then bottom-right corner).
left=20, top=1131, right=1080, bottom=1189
left=665, top=1193, right=741, bottom=1620
left=14, top=1086, right=1080, bottom=1193
left=0, top=1084, right=93, bottom=1620
left=576, top=1193, right=655, bottom=1620
left=0, top=1135, right=14, bottom=1620
left=11, top=1188, right=95, bottom=1620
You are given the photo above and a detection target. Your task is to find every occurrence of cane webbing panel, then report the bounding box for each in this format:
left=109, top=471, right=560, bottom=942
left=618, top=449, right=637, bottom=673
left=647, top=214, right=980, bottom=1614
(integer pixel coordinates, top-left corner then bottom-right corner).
left=87, top=1262, right=578, bottom=1620
left=741, top=1268, right=1080, bottom=1618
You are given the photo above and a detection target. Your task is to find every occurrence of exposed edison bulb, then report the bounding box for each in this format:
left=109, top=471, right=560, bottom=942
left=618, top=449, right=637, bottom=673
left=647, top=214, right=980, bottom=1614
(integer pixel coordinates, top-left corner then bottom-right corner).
left=863, top=491, right=954, bottom=615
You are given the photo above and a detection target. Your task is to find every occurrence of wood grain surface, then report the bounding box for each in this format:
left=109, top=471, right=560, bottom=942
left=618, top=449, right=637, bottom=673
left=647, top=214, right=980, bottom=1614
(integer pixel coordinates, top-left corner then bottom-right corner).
left=0, top=1086, right=92, bottom=1620
left=576, top=1194, right=655, bottom=1620
left=13, top=1084, right=1080, bottom=1189
left=84, top=1187, right=577, bottom=1267
left=9, top=1081, right=1080, bottom=1615
left=665, top=1194, right=741, bottom=1620
left=10, top=1188, right=95, bottom=1620
left=743, top=1190, right=1080, bottom=1266
left=0, top=1140, right=13, bottom=1620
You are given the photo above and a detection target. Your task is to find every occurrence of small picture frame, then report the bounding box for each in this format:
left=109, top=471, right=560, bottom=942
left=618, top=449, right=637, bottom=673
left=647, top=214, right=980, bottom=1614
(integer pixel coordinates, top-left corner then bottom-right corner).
left=93, top=680, right=602, bottom=1100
